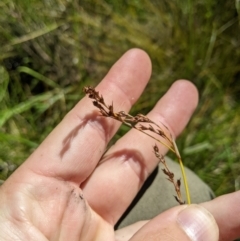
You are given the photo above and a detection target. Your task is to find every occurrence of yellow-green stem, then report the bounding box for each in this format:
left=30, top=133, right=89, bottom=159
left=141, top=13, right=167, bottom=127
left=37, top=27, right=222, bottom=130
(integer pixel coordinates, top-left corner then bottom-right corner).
left=172, top=140, right=191, bottom=204
left=179, top=158, right=191, bottom=204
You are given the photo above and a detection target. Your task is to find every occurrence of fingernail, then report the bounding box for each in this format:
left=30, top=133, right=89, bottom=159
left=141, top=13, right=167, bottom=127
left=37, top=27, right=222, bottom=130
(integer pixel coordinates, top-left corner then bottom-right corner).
left=177, top=205, right=219, bottom=241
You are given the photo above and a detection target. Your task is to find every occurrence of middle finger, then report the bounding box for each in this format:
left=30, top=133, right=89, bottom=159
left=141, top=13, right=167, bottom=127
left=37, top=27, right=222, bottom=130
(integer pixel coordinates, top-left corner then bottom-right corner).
left=82, top=80, right=198, bottom=224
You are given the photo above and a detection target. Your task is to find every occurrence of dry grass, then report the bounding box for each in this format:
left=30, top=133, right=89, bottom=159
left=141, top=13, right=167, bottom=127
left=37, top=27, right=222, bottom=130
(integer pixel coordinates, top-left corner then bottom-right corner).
left=84, top=86, right=190, bottom=205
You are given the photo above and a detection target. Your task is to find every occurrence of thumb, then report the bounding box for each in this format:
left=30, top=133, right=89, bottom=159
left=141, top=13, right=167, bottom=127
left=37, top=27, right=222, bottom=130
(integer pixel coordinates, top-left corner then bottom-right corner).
left=117, top=204, right=219, bottom=241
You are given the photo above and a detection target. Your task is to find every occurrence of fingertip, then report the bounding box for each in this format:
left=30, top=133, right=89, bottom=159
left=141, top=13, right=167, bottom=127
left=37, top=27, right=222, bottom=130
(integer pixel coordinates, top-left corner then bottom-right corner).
left=172, top=79, right=199, bottom=110
left=153, top=79, right=199, bottom=138
left=119, top=48, right=152, bottom=86
left=98, top=48, right=152, bottom=107
left=124, top=48, right=152, bottom=72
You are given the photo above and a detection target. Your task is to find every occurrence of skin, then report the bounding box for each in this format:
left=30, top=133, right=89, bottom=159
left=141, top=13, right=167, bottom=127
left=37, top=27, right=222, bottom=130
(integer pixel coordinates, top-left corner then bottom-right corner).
left=0, top=49, right=239, bottom=241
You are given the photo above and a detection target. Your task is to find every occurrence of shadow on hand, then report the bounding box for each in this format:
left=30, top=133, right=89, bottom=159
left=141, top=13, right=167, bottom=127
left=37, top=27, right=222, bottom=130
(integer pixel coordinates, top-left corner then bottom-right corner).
left=59, top=110, right=115, bottom=159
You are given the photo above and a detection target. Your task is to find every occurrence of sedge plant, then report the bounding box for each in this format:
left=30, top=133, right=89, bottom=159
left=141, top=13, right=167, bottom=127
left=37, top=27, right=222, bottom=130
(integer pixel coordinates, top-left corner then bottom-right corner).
left=84, top=86, right=191, bottom=205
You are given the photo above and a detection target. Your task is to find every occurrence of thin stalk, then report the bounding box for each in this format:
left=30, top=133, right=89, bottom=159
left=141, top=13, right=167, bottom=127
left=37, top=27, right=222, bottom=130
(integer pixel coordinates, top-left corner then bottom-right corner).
left=173, top=139, right=191, bottom=204
left=179, top=158, right=191, bottom=204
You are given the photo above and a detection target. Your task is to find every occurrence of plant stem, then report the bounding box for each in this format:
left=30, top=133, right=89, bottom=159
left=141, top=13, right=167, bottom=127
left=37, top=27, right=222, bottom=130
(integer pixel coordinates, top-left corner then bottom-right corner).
left=179, top=157, right=191, bottom=204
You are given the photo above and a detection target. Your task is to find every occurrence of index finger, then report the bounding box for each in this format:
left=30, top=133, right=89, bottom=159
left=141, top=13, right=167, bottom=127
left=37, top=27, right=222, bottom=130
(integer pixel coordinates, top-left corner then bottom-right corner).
left=201, top=191, right=240, bottom=241
left=19, top=49, right=152, bottom=184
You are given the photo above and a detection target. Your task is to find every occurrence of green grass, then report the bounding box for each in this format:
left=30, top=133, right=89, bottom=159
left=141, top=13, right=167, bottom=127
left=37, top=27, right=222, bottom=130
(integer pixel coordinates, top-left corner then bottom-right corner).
left=0, top=0, right=240, bottom=197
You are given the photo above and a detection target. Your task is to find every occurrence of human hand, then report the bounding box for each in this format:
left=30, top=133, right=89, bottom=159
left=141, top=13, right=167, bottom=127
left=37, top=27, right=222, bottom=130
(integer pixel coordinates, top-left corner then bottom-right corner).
left=0, top=49, right=239, bottom=241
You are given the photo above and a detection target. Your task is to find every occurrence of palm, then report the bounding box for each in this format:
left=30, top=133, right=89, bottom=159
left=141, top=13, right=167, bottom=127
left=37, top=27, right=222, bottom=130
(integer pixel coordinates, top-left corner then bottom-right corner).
left=1, top=170, right=114, bottom=240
